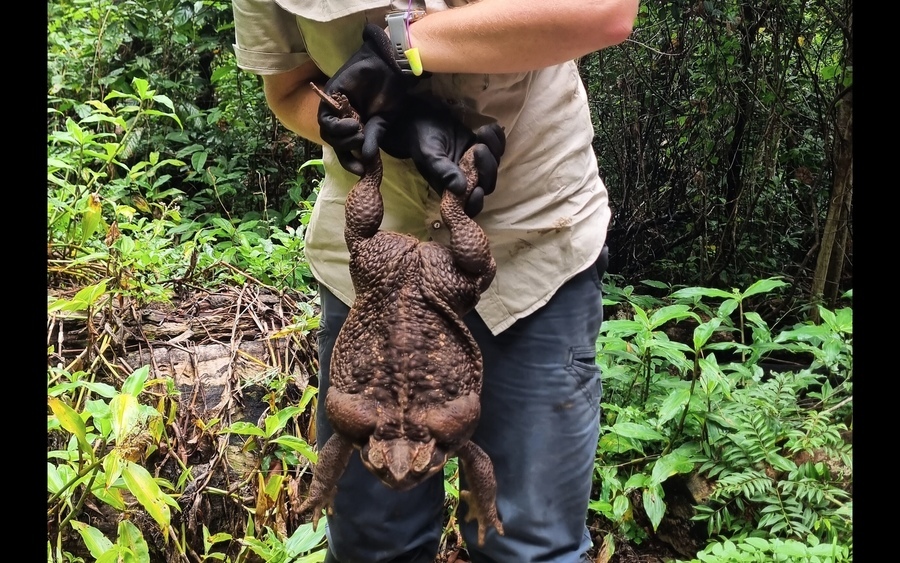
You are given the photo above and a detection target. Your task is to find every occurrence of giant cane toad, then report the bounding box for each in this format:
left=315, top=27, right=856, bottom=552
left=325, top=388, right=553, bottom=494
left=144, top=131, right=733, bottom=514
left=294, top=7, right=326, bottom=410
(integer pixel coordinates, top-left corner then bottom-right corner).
left=295, top=86, right=503, bottom=546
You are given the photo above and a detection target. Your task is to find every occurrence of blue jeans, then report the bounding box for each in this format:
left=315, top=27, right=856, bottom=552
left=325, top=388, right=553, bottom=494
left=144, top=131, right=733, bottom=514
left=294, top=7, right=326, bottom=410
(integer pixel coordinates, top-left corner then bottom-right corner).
left=316, top=258, right=604, bottom=563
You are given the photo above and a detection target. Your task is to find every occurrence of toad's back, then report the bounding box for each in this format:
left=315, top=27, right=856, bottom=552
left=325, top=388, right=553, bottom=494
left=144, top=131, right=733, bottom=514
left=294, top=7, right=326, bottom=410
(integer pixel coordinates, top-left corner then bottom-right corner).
left=330, top=231, right=484, bottom=409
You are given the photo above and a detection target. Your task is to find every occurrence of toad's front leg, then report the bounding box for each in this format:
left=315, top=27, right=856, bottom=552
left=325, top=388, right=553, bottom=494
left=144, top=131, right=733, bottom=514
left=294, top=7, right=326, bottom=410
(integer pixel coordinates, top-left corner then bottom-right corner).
left=457, top=440, right=504, bottom=546
left=293, top=433, right=354, bottom=530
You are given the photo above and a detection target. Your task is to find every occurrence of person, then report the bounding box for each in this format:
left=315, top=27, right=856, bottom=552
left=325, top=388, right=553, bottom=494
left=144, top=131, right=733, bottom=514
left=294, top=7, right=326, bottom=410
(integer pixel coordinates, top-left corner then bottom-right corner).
left=231, top=1, right=638, bottom=562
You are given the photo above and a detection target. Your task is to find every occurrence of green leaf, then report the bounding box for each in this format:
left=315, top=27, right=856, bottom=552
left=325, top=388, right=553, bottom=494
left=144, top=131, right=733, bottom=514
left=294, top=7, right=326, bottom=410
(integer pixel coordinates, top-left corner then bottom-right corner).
left=191, top=151, right=209, bottom=172
left=117, top=520, right=150, bottom=563
left=48, top=380, right=118, bottom=399
left=122, top=366, right=150, bottom=397
left=693, top=318, right=722, bottom=350
left=299, top=159, right=324, bottom=171
left=741, top=278, right=787, bottom=299
left=65, top=117, right=85, bottom=144
left=224, top=421, right=267, bottom=438
left=264, top=472, right=285, bottom=502
left=70, top=520, right=114, bottom=559
left=49, top=280, right=108, bottom=313
left=766, top=452, right=797, bottom=473
left=631, top=303, right=651, bottom=328
left=609, top=422, right=665, bottom=441
left=122, top=461, right=172, bottom=532
left=297, top=385, right=319, bottom=411
left=132, top=78, right=152, bottom=100
left=104, top=450, right=125, bottom=489
left=265, top=406, right=303, bottom=437
left=642, top=484, right=666, bottom=531
left=742, top=536, right=771, bottom=550
left=624, top=472, right=649, bottom=491
left=284, top=520, right=328, bottom=556
left=597, top=432, right=644, bottom=454
left=151, top=94, right=176, bottom=112
left=657, top=386, right=692, bottom=426
left=110, top=393, right=141, bottom=444
left=612, top=494, right=630, bottom=520
left=640, top=279, right=669, bottom=289
left=144, top=109, right=183, bottom=128
left=96, top=549, right=124, bottom=563
left=671, top=286, right=734, bottom=300
left=48, top=463, right=67, bottom=494
left=210, top=65, right=233, bottom=83
left=650, top=450, right=694, bottom=486
left=104, top=89, right=139, bottom=102
left=648, top=304, right=696, bottom=330
left=775, top=539, right=808, bottom=557
left=48, top=397, right=92, bottom=456
left=716, top=298, right=739, bottom=319
left=272, top=435, right=318, bottom=463
left=91, top=479, right=126, bottom=511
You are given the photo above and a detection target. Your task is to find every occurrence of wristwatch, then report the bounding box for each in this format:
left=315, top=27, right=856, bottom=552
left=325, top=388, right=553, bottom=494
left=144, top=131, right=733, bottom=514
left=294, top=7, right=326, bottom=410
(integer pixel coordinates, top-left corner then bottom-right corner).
left=385, top=10, right=426, bottom=75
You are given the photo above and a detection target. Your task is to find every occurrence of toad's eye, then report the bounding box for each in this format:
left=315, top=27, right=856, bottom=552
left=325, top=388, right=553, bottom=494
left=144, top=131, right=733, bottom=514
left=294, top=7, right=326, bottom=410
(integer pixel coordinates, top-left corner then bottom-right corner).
left=408, top=426, right=429, bottom=441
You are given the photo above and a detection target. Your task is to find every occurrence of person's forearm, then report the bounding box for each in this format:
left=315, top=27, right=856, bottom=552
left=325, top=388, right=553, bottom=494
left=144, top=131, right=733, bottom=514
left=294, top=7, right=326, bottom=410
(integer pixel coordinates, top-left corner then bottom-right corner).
left=410, top=0, right=639, bottom=74
left=263, top=61, right=328, bottom=145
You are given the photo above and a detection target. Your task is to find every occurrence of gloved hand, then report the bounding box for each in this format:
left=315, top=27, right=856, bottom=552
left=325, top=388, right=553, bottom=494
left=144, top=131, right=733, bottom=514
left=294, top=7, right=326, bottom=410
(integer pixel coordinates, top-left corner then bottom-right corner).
left=318, top=23, right=417, bottom=176
left=368, top=97, right=506, bottom=217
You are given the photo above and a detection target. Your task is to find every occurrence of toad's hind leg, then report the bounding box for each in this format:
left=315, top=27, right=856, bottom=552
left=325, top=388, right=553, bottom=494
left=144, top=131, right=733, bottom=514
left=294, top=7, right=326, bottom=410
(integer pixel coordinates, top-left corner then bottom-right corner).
left=293, top=433, right=354, bottom=530
left=457, top=440, right=504, bottom=546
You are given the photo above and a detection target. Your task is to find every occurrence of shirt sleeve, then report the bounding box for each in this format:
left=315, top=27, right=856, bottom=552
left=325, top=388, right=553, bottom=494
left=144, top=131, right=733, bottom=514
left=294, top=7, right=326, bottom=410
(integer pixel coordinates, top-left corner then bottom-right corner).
left=232, top=0, right=311, bottom=75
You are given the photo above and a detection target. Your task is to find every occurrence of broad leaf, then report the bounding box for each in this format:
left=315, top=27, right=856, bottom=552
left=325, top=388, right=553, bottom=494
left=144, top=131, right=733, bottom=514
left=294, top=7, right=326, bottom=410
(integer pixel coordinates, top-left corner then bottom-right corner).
left=716, top=299, right=739, bottom=319
left=265, top=406, right=303, bottom=437
left=609, top=422, right=665, bottom=442
left=70, top=521, right=114, bottom=559
left=597, top=432, right=644, bottom=455
left=741, top=277, right=787, bottom=299
left=47, top=463, right=67, bottom=494
left=642, top=484, right=666, bottom=531
left=48, top=398, right=91, bottom=456
left=671, top=286, right=734, bottom=300
left=224, top=422, right=267, bottom=438
left=110, top=393, right=140, bottom=445
left=272, top=435, right=318, bottom=463
left=122, top=461, right=172, bottom=533
left=122, top=366, right=150, bottom=397
left=775, top=539, right=809, bottom=557
left=91, top=479, right=126, bottom=511
left=117, top=520, right=150, bottom=563
left=693, top=318, right=722, bottom=350
left=650, top=450, right=695, bottom=486
left=284, top=521, right=328, bottom=556
left=657, top=386, right=692, bottom=426
left=648, top=304, right=697, bottom=330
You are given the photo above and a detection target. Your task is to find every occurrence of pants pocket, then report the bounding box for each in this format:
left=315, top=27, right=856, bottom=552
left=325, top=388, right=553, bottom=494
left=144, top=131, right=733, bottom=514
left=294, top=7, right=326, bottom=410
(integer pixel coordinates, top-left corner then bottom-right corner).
left=566, top=345, right=603, bottom=412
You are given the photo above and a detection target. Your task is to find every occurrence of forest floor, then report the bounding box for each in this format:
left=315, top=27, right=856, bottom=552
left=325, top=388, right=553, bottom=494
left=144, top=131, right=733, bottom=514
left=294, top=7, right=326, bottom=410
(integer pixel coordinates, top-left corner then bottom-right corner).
left=48, top=280, right=702, bottom=563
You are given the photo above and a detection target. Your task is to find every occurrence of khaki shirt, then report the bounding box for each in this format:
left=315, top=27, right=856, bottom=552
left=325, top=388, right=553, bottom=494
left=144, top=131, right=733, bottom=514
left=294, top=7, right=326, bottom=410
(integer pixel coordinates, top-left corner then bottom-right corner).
left=233, top=0, right=610, bottom=334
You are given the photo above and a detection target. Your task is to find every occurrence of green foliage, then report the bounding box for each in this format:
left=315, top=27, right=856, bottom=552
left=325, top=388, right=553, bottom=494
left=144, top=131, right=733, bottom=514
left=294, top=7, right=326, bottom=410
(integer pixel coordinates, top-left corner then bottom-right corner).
left=584, top=0, right=852, bottom=296
left=592, top=278, right=852, bottom=557
left=48, top=365, right=180, bottom=556
left=49, top=0, right=321, bottom=297
left=237, top=523, right=327, bottom=563
left=683, top=534, right=850, bottom=563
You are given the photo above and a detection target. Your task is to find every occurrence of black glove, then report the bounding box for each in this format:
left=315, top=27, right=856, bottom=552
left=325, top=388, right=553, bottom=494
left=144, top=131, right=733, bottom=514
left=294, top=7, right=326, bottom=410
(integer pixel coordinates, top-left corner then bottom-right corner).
left=371, top=97, right=506, bottom=217
left=319, top=23, right=417, bottom=176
